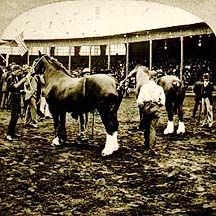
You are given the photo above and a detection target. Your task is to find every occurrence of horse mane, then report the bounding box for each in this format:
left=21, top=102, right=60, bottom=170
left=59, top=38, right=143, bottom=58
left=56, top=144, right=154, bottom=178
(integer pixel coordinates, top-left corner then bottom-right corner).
left=47, top=56, right=73, bottom=77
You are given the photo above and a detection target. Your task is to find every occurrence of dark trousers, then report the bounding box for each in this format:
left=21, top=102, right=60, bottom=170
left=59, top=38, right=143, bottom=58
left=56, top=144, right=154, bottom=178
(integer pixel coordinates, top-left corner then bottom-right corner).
left=192, top=97, right=201, bottom=117
left=143, top=116, right=159, bottom=149
left=139, top=102, right=160, bottom=149
left=7, top=93, right=21, bottom=136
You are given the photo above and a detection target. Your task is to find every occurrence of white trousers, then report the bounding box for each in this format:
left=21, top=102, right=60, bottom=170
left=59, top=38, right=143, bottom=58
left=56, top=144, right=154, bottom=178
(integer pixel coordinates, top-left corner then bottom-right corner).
left=201, top=97, right=213, bottom=125
left=40, top=97, right=52, bottom=117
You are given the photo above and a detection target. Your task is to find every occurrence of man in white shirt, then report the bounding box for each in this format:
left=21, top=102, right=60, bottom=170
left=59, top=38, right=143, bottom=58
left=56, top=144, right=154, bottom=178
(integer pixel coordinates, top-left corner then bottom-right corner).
left=137, top=79, right=165, bottom=149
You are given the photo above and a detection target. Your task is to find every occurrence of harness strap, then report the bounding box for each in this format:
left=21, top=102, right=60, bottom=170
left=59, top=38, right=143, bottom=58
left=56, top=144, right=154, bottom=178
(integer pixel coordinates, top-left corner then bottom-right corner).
left=82, top=77, right=86, bottom=98
left=32, top=55, right=46, bottom=73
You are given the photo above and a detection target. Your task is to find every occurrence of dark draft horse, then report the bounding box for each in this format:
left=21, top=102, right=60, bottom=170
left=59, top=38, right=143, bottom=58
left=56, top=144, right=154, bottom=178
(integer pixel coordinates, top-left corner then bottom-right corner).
left=128, top=65, right=185, bottom=135
left=157, top=75, right=185, bottom=134
left=33, top=52, right=123, bottom=156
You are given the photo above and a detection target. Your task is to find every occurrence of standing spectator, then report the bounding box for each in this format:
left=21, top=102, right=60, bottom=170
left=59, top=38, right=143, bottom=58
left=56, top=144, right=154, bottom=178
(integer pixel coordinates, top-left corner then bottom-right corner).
left=39, top=75, right=52, bottom=119
left=200, top=73, right=214, bottom=127
left=0, top=67, right=9, bottom=109
left=6, top=65, right=29, bottom=141
left=39, top=94, right=52, bottom=119
left=192, top=80, right=203, bottom=118
left=24, top=70, right=41, bottom=128
left=136, top=79, right=165, bottom=150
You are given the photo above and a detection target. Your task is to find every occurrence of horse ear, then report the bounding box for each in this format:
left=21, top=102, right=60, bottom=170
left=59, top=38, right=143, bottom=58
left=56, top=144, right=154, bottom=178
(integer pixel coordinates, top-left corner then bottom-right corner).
left=38, top=50, right=42, bottom=57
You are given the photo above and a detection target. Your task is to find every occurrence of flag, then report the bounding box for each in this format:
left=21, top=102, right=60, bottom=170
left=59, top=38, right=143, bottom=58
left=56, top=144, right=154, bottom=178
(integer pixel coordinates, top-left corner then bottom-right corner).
left=15, top=32, right=28, bottom=56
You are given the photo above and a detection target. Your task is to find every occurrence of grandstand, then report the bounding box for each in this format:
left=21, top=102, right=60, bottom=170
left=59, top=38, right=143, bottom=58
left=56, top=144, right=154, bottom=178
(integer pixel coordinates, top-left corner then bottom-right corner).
left=0, top=0, right=216, bottom=84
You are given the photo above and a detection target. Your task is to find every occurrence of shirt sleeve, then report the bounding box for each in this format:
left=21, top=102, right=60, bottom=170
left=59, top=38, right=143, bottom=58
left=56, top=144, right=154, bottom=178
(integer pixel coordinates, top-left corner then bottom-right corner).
left=136, top=86, right=145, bottom=105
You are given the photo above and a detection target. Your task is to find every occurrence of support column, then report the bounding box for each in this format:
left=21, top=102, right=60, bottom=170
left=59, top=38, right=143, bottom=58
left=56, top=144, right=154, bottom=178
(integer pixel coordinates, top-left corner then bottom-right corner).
left=126, top=42, right=129, bottom=76
left=107, top=44, right=111, bottom=70
left=50, top=46, right=55, bottom=57
left=6, top=54, right=9, bottom=66
left=68, top=45, right=71, bottom=72
left=180, top=36, right=184, bottom=80
left=149, top=39, right=152, bottom=70
left=88, top=45, right=92, bottom=71
left=0, top=54, right=7, bottom=65
left=27, top=48, right=30, bottom=65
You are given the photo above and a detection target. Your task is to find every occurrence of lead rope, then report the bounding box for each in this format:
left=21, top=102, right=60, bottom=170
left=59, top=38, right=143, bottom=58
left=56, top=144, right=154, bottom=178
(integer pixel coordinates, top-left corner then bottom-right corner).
left=116, top=76, right=130, bottom=91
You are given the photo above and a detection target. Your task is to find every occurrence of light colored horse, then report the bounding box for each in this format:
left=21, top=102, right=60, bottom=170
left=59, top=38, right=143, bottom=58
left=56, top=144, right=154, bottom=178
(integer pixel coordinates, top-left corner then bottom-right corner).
left=128, top=64, right=157, bottom=98
left=127, top=65, right=157, bottom=126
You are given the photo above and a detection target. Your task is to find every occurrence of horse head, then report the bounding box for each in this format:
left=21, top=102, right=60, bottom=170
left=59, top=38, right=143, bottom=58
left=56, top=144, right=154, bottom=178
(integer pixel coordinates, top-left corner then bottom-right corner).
left=32, top=51, right=48, bottom=75
left=129, top=64, right=156, bottom=80
left=129, top=64, right=157, bottom=96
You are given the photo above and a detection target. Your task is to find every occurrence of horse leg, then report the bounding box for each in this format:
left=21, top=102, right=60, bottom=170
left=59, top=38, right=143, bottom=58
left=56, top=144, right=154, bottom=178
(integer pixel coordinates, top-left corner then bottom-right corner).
left=164, top=100, right=174, bottom=135
left=58, top=111, right=67, bottom=144
left=50, top=109, right=61, bottom=146
left=98, top=105, right=119, bottom=156
left=78, top=113, right=88, bottom=140
left=176, top=91, right=185, bottom=134
left=176, top=104, right=185, bottom=134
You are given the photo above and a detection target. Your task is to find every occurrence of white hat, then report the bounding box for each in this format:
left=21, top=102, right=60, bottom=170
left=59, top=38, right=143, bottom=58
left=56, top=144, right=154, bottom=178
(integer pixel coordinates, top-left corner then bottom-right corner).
left=82, top=68, right=90, bottom=73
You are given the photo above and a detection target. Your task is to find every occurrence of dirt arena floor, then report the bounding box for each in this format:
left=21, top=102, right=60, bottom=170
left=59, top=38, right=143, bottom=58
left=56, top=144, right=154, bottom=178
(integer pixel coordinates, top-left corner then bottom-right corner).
left=0, top=95, right=216, bottom=216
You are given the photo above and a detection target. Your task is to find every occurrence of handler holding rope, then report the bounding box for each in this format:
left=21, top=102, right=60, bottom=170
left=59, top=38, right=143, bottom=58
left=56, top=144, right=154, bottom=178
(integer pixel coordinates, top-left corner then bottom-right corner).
left=136, top=79, right=165, bottom=150
left=119, top=65, right=165, bottom=150
left=6, top=65, right=30, bottom=141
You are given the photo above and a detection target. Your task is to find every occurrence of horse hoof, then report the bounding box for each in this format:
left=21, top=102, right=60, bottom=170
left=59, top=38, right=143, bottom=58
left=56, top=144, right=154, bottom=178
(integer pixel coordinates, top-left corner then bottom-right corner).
left=163, top=129, right=174, bottom=135
left=113, top=143, right=119, bottom=151
left=176, top=130, right=185, bottom=135
left=102, top=144, right=119, bottom=156
left=51, top=137, right=61, bottom=146
left=176, top=122, right=185, bottom=134
left=101, top=149, right=113, bottom=156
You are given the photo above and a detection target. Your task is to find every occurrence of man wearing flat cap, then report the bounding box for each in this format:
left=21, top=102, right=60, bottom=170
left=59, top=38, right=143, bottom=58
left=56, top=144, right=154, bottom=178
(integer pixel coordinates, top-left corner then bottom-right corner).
left=200, top=73, right=214, bottom=128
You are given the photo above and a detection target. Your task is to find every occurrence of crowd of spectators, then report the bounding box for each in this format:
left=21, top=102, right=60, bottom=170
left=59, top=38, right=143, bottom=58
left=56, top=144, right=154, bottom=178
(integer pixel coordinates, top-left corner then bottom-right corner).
left=0, top=63, right=51, bottom=125
left=1, top=56, right=215, bottom=114
left=152, top=57, right=216, bottom=86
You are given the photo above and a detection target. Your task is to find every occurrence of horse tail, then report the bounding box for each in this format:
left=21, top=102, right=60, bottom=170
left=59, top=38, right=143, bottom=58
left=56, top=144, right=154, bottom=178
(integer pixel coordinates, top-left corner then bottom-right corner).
left=173, top=79, right=185, bottom=113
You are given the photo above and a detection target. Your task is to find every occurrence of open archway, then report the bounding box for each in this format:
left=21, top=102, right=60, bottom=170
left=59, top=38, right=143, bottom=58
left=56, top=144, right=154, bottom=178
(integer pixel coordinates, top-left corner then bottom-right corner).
left=0, top=0, right=216, bottom=37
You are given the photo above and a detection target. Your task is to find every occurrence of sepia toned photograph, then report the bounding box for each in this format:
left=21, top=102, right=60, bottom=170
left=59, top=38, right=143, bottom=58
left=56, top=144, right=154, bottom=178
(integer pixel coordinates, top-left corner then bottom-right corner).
left=0, top=0, right=216, bottom=215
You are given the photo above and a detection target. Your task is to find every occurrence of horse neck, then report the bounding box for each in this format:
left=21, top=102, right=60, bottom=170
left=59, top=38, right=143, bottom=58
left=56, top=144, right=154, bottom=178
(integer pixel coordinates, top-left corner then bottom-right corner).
left=42, top=57, right=65, bottom=82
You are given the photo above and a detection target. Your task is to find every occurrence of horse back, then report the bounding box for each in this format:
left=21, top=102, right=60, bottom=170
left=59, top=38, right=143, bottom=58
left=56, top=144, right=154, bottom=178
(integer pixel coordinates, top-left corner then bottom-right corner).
left=158, top=75, right=185, bottom=106
left=85, top=74, right=118, bottom=97
left=45, top=76, right=86, bottom=107
left=158, top=75, right=184, bottom=93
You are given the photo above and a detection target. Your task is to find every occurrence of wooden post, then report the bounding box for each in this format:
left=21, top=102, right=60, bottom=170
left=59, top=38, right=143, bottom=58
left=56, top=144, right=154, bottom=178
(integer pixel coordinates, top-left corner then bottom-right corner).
left=27, top=48, right=30, bottom=65
left=107, top=44, right=111, bottom=70
left=180, top=36, right=184, bottom=80
left=68, top=45, right=71, bottom=72
left=6, top=53, right=9, bottom=66
left=126, top=41, right=129, bottom=76
left=89, top=45, right=92, bottom=71
left=149, top=39, right=152, bottom=70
